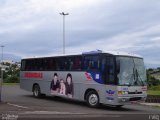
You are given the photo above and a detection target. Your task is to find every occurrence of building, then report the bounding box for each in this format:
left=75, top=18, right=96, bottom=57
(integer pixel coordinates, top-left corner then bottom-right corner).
left=2, top=60, right=15, bottom=64
left=150, top=71, right=160, bottom=80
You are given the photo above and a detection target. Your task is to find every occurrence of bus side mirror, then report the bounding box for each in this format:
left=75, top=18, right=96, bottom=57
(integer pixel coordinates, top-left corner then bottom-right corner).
left=116, top=60, right=120, bottom=74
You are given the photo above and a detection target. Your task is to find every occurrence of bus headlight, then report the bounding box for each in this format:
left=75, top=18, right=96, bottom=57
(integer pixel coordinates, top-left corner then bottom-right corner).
left=118, top=91, right=122, bottom=95
left=118, top=91, right=128, bottom=95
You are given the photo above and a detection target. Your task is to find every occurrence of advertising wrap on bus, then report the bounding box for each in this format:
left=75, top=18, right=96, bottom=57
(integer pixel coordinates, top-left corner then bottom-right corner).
left=50, top=73, right=74, bottom=98
left=24, top=72, right=43, bottom=79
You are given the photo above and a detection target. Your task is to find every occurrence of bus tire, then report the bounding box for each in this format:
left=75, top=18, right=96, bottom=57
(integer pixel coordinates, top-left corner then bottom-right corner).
left=86, top=91, right=99, bottom=107
left=115, top=105, right=123, bottom=108
left=33, top=84, right=42, bottom=98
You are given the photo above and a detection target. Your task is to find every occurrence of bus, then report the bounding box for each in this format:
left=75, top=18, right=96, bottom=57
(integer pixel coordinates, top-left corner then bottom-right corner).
left=20, top=50, right=147, bottom=107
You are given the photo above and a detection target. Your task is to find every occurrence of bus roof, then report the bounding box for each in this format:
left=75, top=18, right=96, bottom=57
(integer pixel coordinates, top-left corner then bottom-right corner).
left=103, top=51, right=142, bottom=58
left=23, top=50, right=142, bottom=59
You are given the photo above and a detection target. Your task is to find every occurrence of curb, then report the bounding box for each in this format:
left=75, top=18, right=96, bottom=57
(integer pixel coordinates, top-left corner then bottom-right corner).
left=140, top=103, right=160, bottom=108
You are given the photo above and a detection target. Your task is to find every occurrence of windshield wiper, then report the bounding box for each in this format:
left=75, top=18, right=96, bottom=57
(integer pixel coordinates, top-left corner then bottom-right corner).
left=132, top=58, right=144, bottom=86
left=128, top=73, right=135, bottom=87
left=135, top=69, right=144, bottom=86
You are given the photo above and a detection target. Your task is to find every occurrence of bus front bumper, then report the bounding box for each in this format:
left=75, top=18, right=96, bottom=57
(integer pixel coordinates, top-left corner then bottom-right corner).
left=117, top=95, right=147, bottom=104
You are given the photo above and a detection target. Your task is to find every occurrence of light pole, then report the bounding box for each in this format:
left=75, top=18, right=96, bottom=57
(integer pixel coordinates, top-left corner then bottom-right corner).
left=60, top=12, right=69, bottom=54
left=0, top=45, right=4, bottom=102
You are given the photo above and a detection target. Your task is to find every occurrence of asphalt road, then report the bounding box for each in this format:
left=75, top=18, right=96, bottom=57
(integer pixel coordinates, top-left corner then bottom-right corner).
left=0, top=85, right=160, bottom=120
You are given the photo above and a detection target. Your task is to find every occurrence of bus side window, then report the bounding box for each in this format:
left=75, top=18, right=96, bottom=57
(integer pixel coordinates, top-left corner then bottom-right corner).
left=51, top=58, right=56, bottom=71
left=67, top=57, right=73, bottom=71
left=83, top=56, right=91, bottom=71
left=56, top=57, right=67, bottom=71
left=84, top=56, right=100, bottom=71
left=37, top=59, right=44, bottom=71
left=47, top=59, right=52, bottom=70
left=106, top=57, right=115, bottom=84
left=38, top=59, right=44, bottom=71
left=46, top=58, right=56, bottom=71
left=21, top=60, right=26, bottom=71
left=56, top=58, right=63, bottom=71
left=101, top=58, right=106, bottom=83
left=44, top=59, right=48, bottom=70
left=26, top=59, right=34, bottom=71
left=72, top=57, right=82, bottom=71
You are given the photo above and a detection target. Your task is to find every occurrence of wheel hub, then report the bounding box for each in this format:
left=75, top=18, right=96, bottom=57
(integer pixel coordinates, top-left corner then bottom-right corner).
left=89, top=94, right=98, bottom=105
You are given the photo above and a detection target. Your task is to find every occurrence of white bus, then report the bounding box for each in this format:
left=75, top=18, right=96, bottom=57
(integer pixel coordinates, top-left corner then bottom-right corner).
left=20, top=50, right=147, bottom=107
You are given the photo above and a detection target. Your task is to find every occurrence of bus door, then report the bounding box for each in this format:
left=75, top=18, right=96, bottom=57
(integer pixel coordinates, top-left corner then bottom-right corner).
left=84, top=55, right=104, bottom=84
left=83, top=54, right=108, bottom=104
left=101, top=56, right=116, bottom=102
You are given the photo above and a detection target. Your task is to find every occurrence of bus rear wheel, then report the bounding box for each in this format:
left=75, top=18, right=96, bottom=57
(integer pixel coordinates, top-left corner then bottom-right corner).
left=86, top=91, right=99, bottom=107
left=33, top=85, right=41, bottom=98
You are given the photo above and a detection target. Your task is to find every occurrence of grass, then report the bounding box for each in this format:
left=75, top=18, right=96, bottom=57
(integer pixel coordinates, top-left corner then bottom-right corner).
left=147, top=90, right=160, bottom=96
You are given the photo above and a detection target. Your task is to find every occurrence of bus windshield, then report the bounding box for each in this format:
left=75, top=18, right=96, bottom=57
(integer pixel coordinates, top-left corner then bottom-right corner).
left=116, top=56, right=147, bottom=86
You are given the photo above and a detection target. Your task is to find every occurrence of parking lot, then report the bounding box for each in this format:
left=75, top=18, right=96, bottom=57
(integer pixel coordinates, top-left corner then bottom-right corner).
left=0, top=85, right=160, bottom=120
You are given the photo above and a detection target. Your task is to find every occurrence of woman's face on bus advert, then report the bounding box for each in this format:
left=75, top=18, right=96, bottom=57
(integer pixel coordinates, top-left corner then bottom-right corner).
left=53, top=75, right=58, bottom=81
left=67, top=76, right=71, bottom=84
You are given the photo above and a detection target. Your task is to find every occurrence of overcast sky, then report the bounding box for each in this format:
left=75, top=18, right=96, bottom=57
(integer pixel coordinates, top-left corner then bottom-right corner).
left=0, top=0, right=160, bottom=68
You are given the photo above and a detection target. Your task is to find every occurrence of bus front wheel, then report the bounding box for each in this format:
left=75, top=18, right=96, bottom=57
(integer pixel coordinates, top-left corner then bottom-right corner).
left=86, top=91, right=99, bottom=107
left=115, top=105, right=123, bottom=108
left=33, top=85, right=41, bottom=98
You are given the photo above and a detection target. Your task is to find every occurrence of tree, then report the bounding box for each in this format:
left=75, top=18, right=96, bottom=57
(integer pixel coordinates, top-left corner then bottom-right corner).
left=147, top=69, right=160, bottom=87
left=2, top=62, right=20, bottom=83
left=148, top=68, right=154, bottom=71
